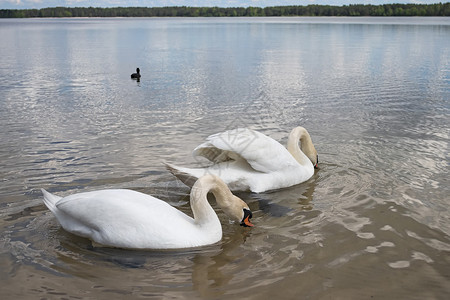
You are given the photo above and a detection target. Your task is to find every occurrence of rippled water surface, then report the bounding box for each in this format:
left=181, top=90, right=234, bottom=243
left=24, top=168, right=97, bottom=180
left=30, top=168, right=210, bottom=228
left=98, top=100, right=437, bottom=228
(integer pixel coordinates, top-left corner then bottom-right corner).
left=0, top=17, right=449, bottom=299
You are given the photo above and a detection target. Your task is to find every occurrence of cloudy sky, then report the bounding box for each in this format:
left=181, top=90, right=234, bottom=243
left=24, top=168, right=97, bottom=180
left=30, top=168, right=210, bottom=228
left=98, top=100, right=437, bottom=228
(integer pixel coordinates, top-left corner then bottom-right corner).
left=0, top=0, right=442, bottom=9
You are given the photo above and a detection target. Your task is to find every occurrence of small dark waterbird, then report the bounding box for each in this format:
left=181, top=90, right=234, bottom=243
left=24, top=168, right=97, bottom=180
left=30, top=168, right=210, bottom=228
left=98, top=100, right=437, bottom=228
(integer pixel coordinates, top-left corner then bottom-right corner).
left=131, top=68, right=141, bottom=79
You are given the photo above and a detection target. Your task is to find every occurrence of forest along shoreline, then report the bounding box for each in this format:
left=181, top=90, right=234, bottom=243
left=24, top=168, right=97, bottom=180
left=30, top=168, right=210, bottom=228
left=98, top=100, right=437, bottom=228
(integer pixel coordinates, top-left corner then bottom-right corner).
left=1, top=3, right=449, bottom=18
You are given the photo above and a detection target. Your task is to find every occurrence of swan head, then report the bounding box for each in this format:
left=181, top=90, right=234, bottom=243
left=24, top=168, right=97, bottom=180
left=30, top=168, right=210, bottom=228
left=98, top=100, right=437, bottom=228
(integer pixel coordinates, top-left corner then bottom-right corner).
left=225, top=195, right=254, bottom=227
left=305, top=146, right=318, bottom=169
left=194, top=175, right=254, bottom=227
left=241, top=208, right=254, bottom=227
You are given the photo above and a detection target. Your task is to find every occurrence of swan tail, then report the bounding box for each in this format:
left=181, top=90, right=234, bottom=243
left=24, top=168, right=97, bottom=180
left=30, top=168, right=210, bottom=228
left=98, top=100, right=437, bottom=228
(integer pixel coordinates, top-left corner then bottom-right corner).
left=41, top=188, right=62, bottom=214
left=164, top=162, right=200, bottom=187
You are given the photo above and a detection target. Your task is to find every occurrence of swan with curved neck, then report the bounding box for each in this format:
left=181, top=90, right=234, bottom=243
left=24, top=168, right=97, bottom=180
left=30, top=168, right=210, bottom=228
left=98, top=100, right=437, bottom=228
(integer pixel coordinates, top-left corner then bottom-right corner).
left=287, top=126, right=318, bottom=168
left=41, top=175, right=253, bottom=249
left=166, top=126, right=318, bottom=193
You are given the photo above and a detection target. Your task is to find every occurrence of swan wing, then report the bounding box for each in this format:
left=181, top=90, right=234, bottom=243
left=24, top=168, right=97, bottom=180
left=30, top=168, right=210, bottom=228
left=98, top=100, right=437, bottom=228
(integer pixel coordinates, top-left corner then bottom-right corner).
left=194, top=128, right=297, bottom=173
left=55, top=189, right=191, bottom=227
left=53, top=189, right=198, bottom=247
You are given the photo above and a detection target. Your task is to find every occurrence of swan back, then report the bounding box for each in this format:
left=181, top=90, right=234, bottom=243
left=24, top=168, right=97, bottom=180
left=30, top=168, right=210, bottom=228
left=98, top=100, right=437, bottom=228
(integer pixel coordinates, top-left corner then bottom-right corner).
left=45, top=189, right=201, bottom=248
left=194, top=128, right=298, bottom=173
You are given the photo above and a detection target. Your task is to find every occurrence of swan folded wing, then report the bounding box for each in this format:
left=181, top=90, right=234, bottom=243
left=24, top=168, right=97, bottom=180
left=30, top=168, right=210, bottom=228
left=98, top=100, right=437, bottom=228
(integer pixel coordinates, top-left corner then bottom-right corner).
left=55, top=190, right=193, bottom=235
left=194, top=128, right=297, bottom=173
left=193, top=143, right=240, bottom=163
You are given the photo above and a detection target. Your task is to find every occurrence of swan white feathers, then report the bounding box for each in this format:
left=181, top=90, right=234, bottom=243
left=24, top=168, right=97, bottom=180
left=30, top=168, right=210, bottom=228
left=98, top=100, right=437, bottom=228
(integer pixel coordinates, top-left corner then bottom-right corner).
left=41, top=175, right=253, bottom=249
left=166, top=127, right=318, bottom=193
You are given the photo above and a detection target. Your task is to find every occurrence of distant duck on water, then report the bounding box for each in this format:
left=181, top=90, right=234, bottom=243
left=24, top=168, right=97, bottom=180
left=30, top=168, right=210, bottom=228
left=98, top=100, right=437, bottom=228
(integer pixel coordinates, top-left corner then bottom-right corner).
left=131, top=68, right=141, bottom=79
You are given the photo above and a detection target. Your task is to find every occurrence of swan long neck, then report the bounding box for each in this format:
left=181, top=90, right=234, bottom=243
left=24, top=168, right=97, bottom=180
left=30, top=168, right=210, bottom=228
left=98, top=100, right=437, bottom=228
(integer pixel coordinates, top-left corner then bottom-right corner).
left=287, top=127, right=316, bottom=167
left=190, top=175, right=234, bottom=226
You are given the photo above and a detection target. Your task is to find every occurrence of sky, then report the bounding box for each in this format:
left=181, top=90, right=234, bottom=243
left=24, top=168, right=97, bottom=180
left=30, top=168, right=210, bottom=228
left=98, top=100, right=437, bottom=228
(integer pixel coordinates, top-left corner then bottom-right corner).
left=0, top=0, right=444, bottom=9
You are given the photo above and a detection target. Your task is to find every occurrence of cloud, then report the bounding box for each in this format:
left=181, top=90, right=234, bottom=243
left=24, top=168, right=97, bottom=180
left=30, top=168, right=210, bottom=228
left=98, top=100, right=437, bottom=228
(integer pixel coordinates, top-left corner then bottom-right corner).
left=3, top=0, right=22, bottom=5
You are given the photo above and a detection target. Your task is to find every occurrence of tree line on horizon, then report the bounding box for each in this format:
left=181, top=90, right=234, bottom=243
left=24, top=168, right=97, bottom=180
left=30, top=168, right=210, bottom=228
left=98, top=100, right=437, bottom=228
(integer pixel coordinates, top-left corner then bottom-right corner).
left=0, top=3, right=449, bottom=18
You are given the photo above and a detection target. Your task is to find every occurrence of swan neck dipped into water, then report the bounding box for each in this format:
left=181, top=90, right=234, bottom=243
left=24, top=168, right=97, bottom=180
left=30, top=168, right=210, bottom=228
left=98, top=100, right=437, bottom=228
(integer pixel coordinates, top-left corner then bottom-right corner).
left=287, top=127, right=318, bottom=167
left=190, top=175, right=247, bottom=226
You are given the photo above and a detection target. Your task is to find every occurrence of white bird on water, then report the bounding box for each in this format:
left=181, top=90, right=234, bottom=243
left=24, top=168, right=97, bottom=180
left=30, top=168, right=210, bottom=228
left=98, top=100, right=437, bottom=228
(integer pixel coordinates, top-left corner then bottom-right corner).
left=166, top=127, right=318, bottom=193
left=41, top=175, right=253, bottom=249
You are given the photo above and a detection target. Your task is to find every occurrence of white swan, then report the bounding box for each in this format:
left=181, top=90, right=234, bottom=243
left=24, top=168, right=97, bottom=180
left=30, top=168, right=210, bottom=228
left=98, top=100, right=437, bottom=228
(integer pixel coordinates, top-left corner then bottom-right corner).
left=166, top=127, right=318, bottom=193
left=41, top=175, right=253, bottom=249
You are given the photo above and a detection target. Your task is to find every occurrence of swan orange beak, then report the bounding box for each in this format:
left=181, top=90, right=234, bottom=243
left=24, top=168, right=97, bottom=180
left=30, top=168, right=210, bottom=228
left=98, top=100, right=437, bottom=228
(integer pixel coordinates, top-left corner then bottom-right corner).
left=240, top=209, right=254, bottom=227
left=242, top=215, right=254, bottom=227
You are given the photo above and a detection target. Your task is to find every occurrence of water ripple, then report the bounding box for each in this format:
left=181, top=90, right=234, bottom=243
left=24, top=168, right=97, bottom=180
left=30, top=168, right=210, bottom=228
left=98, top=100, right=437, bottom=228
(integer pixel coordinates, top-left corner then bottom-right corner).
left=1, top=17, right=449, bottom=299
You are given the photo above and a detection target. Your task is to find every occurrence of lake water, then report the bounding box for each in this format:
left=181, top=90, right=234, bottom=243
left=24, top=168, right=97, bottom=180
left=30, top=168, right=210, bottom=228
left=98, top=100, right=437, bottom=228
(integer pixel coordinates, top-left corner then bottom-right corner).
left=0, top=17, right=449, bottom=299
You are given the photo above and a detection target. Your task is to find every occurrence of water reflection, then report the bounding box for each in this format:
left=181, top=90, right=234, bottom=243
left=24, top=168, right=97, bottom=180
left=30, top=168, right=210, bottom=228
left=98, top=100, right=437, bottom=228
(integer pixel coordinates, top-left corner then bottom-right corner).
left=0, top=17, right=449, bottom=299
